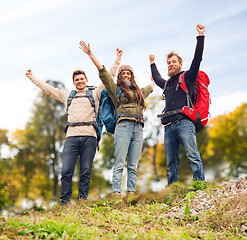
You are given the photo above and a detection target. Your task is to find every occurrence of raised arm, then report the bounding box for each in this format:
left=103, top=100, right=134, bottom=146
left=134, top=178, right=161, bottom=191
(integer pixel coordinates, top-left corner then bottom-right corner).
left=25, top=70, right=68, bottom=103
left=108, top=48, right=123, bottom=80
left=187, top=24, right=205, bottom=82
left=149, top=75, right=155, bottom=89
left=149, top=54, right=166, bottom=89
left=79, top=41, right=103, bottom=71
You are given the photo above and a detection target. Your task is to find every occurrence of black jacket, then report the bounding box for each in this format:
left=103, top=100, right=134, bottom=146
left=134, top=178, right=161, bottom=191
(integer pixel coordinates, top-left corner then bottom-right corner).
left=151, top=36, right=205, bottom=125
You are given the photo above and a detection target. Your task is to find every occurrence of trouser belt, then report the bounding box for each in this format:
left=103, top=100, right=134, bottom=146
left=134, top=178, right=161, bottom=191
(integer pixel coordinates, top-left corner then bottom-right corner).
left=157, top=109, right=182, bottom=119
left=117, top=113, right=144, bottom=121
left=64, top=121, right=98, bottom=134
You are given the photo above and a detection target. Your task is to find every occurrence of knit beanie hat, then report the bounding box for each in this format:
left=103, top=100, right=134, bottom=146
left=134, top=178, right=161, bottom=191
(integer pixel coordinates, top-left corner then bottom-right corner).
left=117, top=65, right=134, bottom=76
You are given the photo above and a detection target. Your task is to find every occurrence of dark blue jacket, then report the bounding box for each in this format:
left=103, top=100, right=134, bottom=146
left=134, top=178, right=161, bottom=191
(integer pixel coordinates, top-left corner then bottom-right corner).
left=150, top=36, right=205, bottom=125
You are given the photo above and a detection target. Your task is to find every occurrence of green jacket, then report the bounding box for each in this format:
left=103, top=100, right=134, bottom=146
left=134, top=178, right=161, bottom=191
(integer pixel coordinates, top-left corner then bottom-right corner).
left=99, top=67, right=153, bottom=124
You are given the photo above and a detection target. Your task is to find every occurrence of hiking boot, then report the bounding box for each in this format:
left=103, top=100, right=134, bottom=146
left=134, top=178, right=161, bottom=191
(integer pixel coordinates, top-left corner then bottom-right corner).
left=60, top=200, right=70, bottom=206
left=127, top=191, right=135, bottom=195
left=113, top=192, right=121, bottom=195
left=77, top=196, right=88, bottom=203
left=78, top=196, right=87, bottom=201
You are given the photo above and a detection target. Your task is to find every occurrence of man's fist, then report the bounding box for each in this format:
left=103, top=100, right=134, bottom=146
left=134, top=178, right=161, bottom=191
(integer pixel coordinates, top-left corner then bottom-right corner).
left=149, top=54, right=155, bottom=64
left=26, top=69, right=33, bottom=78
left=196, top=24, right=205, bottom=36
left=116, top=48, right=123, bottom=57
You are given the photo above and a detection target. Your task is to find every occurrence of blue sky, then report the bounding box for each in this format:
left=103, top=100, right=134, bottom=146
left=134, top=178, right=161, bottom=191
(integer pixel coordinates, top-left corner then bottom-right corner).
left=1, top=0, right=247, bottom=132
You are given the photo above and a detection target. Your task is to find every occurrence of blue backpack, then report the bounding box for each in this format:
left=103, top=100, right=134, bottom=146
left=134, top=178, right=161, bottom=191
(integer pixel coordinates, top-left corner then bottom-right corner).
left=97, top=86, right=121, bottom=136
left=65, top=86, right=121, bottom=145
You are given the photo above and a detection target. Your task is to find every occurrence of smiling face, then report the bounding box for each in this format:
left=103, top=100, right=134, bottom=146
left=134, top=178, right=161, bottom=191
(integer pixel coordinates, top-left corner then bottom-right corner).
left=167, top=55, right=182, bottom=77
left=73, top=74, right=88, bottom=90
left=120, top=70, right=132, bottom=81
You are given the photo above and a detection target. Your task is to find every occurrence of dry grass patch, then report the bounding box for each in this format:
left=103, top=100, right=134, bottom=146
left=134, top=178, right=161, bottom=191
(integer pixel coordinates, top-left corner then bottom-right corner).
left=1, top=178, right=246, bottom=239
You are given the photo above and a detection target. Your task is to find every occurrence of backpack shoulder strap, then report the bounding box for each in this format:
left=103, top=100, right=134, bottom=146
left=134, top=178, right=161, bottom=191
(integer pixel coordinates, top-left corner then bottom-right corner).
left=178, top=72, right=194, bottom=113
left=86, top=89, right=95, bottom=108
left=177, top=72, right=188, bottom=94
left=115, top=86, right=126, bottom=112
left=66, top=90, right=77, bottom=114
left=86, top=89, right=97, bottom=118
left=116, top=86, right=121, bottom=99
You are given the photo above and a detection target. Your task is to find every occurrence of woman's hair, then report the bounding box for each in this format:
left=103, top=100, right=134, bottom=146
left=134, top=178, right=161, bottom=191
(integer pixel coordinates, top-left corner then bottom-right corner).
left=117, top=66, right=146, bottom=110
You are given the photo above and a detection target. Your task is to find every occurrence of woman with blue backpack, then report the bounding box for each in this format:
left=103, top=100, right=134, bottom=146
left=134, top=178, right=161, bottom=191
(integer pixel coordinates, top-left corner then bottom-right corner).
left=80, top=41, right=155, bottom=195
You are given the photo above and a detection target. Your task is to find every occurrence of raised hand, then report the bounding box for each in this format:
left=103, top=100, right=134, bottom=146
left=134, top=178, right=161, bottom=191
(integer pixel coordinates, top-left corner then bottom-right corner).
left=149, top=54, right=155, bottom=64
left=25, top=69, right=33, bottom=79
left=79, top=41, right=103, bottom=70
left=79, top=41, right=91, bottom=55
left=196, top=24, right=205, bottom=36
left=116, top=48, right=123, bottom=58
left=149, top=75, right=155, bottom=88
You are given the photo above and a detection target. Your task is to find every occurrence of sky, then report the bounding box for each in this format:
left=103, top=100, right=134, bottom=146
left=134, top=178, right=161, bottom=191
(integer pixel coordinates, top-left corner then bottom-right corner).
left=1, top=0, right=247, bottom=133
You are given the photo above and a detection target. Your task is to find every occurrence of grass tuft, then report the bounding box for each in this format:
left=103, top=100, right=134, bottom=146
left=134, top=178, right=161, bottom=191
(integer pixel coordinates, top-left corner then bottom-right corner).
left=1, top=179, right=246, bottom=239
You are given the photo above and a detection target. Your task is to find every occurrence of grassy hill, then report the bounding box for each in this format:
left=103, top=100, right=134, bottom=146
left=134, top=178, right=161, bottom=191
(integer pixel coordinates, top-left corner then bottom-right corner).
left=1, top=177, right=246, bottom=239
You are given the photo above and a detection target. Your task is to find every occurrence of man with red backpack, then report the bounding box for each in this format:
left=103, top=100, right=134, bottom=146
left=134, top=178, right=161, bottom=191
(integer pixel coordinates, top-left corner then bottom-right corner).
left=149, top=24, right=206, bottom=185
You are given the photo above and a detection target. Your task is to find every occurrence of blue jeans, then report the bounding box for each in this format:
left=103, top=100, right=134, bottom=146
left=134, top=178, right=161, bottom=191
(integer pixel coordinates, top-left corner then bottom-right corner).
left=164, top=119, right=205, bottom=185
left=60, top=136, right=96, bottom=203
left=113, top=120, right=143, bottom=192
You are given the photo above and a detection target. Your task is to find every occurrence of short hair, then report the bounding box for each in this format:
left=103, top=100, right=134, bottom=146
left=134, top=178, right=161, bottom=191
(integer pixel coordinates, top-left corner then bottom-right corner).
left=166, top=51, right=183, bottom=64
left=72, top=70, right=87, bottom=81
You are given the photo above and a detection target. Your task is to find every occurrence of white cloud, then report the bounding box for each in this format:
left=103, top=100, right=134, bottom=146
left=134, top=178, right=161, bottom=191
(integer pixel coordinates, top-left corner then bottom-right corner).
left=0, top=81, right=35, bottom=132
left=204, top=0, right=247, bottom=25
left=1, top=0, right=247, bottom=133
left=0, top=0, right=70, bottom=26
left=210, top=91, right=247, bottom=118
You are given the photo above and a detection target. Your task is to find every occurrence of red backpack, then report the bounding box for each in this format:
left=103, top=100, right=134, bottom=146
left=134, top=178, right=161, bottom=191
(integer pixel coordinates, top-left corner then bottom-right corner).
left=178, top=70, right=210, bottom=133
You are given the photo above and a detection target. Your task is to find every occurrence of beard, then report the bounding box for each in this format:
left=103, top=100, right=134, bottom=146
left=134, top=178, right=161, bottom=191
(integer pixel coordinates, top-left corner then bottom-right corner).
left=168, top=66, right=181, bottom=77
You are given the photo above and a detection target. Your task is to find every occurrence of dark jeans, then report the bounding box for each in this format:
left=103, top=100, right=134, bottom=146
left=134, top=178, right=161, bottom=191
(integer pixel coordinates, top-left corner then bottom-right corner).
left=60, top=136, right=97, bottom=204
left=164, top=119, right=205, bottom=185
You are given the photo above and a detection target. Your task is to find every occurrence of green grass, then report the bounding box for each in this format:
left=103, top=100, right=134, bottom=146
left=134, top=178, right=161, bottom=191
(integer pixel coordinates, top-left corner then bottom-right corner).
left=0, top=181, right=246, bottom=239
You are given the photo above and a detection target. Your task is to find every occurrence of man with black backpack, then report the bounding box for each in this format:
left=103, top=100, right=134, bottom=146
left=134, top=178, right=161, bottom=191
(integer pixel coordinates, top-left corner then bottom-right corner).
left=25, top=48, right=123, bottom=205
left=149, top=24, right=206, bottom=185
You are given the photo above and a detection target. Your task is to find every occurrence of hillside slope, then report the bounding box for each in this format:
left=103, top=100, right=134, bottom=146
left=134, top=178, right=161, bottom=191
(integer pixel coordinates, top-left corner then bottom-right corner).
left=1, top=177, right=246, bottom=239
